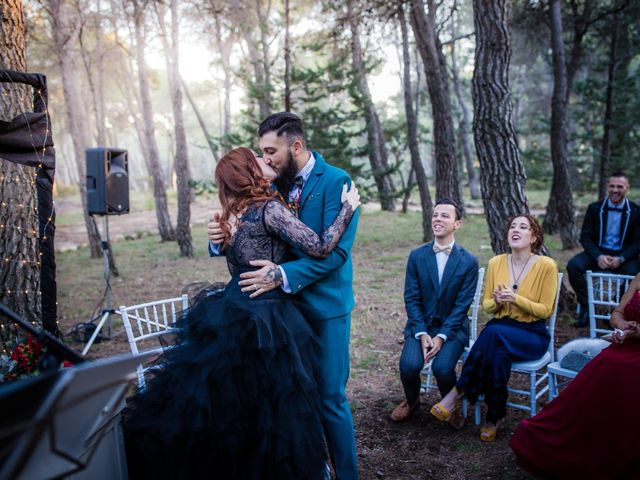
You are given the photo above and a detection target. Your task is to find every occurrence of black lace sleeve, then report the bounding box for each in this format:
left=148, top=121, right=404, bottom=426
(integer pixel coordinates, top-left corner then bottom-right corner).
left=263, top=199, right=355, bottom=259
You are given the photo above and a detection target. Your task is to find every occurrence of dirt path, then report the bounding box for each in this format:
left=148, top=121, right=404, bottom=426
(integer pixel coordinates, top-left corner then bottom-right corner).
left=54, top=194, right=220, bottom=251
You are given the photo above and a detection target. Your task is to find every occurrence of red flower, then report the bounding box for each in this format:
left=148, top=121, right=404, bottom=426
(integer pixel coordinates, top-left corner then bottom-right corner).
left=8, top=335, right=44, bottom=377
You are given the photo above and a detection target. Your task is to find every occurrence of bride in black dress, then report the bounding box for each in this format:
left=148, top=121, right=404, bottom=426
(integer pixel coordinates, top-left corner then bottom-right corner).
left=124, top=147, right=360, bottom=479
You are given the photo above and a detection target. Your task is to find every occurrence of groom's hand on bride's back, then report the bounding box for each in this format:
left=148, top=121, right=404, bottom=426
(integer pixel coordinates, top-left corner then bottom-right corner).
left=208, top=211, right=224, bottom=244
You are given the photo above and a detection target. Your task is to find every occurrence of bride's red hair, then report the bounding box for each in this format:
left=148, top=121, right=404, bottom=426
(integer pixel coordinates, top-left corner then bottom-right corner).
left=215, top=147, right=281, bottom=247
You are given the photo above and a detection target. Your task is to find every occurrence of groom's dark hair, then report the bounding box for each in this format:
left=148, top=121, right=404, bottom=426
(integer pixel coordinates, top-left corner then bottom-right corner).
left=258, top=112, right=306, bottom=147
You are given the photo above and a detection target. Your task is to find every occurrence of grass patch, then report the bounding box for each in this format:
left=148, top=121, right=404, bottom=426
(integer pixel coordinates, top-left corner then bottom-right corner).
left=55, top=211, right=86, bottom=227
left=353, top=334, right=375, bottom=346
left=454, top=441, right=481, bottom=453
left=354, top=351, right=382, bottom=370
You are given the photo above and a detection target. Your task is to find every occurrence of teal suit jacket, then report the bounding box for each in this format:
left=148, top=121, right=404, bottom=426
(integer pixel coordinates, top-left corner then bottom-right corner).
left=281, top=151, right=359, bottom=320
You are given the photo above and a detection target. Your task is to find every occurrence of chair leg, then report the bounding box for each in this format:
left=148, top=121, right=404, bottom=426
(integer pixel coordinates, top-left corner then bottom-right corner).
left=420, top=365, right=434, bottom=393
left=549, top=372, right=557, bottom=401
left=529, top=371, right=536, bottom=416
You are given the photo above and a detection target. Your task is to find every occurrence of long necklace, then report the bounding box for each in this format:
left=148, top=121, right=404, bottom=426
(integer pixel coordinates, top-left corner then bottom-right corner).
left=510, top=254, right=533, bottom=291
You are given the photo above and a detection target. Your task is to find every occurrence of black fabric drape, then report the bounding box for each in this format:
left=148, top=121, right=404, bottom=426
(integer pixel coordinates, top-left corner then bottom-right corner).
left=0, top=69, right=57, bottom=334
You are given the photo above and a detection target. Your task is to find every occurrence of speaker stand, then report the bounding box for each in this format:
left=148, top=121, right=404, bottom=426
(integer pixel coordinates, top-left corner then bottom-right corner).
left=82, top=215, right=117, bottom=356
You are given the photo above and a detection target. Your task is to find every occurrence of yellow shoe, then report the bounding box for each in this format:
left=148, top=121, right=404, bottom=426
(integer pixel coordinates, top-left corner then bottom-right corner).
left=480, top=418, right=505, bottom=442
left=430, top=399, right=459, bottom=422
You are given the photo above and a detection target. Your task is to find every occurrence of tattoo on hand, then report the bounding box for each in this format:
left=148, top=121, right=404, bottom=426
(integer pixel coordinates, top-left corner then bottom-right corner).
left=266, top=267, right=283, bottom=286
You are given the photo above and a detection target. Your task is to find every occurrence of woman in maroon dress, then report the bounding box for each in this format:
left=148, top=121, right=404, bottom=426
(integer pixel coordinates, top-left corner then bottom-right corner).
left=510, top=273, right=640, bottom=479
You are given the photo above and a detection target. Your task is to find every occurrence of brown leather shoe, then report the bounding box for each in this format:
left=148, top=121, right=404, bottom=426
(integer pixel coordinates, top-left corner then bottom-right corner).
left=390, top=400, right=420, bottom=422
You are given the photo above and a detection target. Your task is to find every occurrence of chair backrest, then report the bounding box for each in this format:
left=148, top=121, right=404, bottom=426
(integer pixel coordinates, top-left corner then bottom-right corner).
left=586, top=271, right=634, bottom=338
left=547, top=272, right=563, bottom=363
left=119, top=294, right=189, bottom=356
left=469, top=267, right=486, bottom=342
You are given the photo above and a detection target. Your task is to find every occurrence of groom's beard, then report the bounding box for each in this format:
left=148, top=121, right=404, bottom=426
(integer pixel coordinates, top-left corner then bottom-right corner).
left=273, top=150, right=298, bottom=197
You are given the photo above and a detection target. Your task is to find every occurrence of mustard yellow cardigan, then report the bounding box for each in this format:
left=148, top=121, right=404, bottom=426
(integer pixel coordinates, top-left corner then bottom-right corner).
left=482, top=254, right=558, bottom=323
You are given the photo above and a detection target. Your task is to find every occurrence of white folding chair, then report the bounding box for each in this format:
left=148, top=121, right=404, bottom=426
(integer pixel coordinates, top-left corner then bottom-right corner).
left=587, top=270, right=634, bottom=338
left=546, top=360, right=577, bottom=400
left=547, top=271, right=634, bottom=398
left=420, top=267, right=485, bottom=402
left=119, top=294, right=189, bottom=390
left=548, top=350, right=593, bottom=401
left=471, top=273, right=563, bottom=424
left=547, top=337, right=610, bottom=399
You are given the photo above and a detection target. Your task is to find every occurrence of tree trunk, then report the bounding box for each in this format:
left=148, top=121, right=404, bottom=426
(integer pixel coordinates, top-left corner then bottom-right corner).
left=410, top=0, right=462, bottom=209
left=450, top=7, right=481, bottom=200
left=597, top=11, right=618, bottom=199
left=284, top=0, right=291, bottom=112
left=472, top=0, right=529, bottom=254
left=226, top=1, right=271, bottom=118
left=243, top=31, right=270, bottom=119
left=156, top=0, right=193, bottom=256
left=544, top=0, right=580, bottom=249
left=402, top=168, right=416, bottom=214
left=545, top=0, right=605, bottom=227
left=0, top=0, right=40, bottom=326
left=119, top=51, right=151, bottom=184
left=49, top=0, right=102, bottom=259
left=76, top=0, right=107, bottom=146
left=347, top=0, right=396, bottom=211
left=95, top=0, right=108, bottom=145
left=255, top=0, right=272, bottom=114
left=182, top=77, right=219, bottom=163
left=132, top=0, right=175, bottom=241
left=399, top=1, right=432, bottom=241
left=608, top=6, right=634, bottom=176
left=213, top=12, right=232, bottom=138
left=109, top=0, right=151, bottom=190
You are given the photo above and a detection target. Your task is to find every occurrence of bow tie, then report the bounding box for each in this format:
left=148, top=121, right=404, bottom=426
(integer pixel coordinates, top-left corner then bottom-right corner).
left=608, top=206, right=624, bottom=212
left=433, top=244, right=452, bottom=256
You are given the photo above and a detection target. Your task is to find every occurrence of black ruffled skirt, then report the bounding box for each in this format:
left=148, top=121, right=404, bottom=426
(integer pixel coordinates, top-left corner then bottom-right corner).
left=124, top=272, right=326, bottom=479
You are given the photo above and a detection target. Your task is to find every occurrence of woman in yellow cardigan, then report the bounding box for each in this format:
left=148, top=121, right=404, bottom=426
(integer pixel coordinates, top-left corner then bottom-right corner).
left=430, top=215, right=558, bottom=441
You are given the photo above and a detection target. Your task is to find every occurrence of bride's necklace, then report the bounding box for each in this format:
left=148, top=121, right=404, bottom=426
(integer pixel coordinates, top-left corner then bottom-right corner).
left=510, top=254, right=533, bottom=291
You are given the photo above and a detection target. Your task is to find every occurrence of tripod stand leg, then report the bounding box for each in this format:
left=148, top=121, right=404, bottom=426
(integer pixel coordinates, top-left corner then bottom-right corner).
left=82, top=215, right=117, bottom=356
left=82, top=311, right=111, bottom=356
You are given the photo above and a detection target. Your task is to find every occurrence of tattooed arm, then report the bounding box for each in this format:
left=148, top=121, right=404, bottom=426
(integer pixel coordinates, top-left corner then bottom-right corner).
left=261, top=188, right=358, bottom=259
left=238, top=184, right=359, bottom=298
left=236, top=261, right=284, bottom=299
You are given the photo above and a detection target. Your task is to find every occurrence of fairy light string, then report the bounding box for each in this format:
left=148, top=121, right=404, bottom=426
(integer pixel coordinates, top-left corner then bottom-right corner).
left=1, top=73, right=58, bottom=348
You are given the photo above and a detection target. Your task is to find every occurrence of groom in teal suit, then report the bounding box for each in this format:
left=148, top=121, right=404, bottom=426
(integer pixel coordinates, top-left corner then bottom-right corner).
left=210, top=112, right=359, bottom=479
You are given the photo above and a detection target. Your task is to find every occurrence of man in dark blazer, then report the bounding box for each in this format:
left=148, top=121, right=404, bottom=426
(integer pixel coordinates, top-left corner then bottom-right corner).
left=390, top=199, right=478, bottom=428
left=568, top=172, right=640, bottom=326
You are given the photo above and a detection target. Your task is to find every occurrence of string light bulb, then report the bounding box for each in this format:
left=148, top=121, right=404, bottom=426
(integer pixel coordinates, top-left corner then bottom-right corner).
left=0, top=85, right=53, bottom=334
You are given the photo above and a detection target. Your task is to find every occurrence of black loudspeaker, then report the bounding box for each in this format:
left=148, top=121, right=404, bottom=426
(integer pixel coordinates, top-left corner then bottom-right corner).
left=86, top=148, right=129, bottom=215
